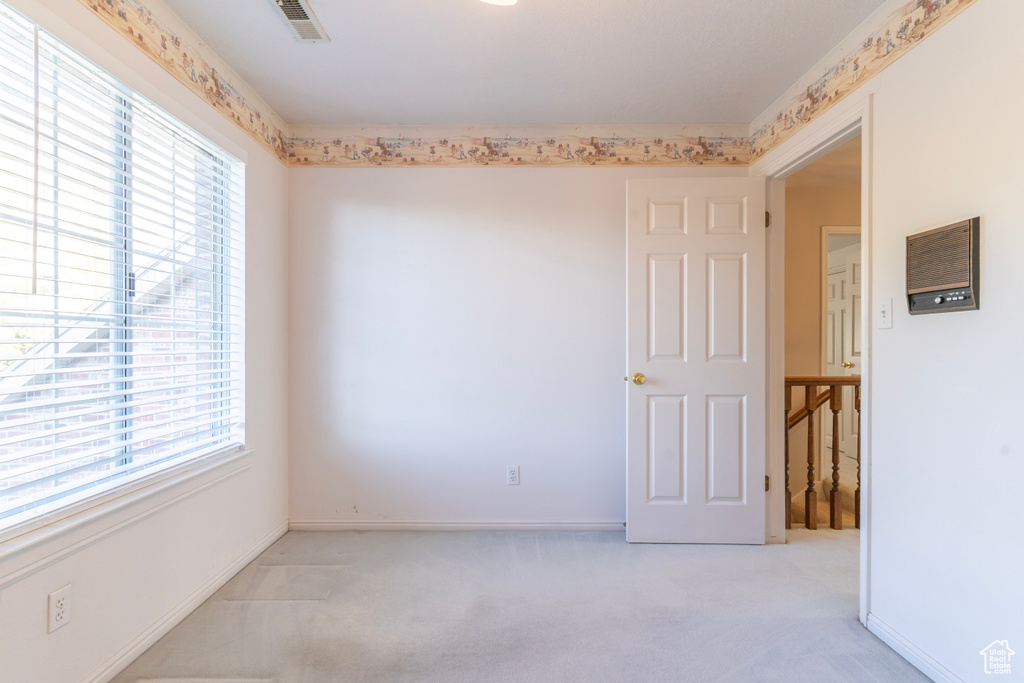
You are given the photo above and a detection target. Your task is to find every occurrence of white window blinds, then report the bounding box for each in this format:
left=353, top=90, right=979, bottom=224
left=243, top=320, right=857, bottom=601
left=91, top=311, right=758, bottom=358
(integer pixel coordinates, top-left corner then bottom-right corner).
left=0, top=3, right=245, bottom=532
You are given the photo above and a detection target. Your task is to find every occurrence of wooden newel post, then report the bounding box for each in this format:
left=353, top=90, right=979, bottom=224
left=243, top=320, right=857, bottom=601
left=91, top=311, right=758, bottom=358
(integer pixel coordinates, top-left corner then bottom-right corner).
left=784, top=386, right=792, bottom=530
left=804, top=384, right=817, bottom=530
left=829, top=384, right=843, bottom=530
left=855, top=385, right=862, bottom=529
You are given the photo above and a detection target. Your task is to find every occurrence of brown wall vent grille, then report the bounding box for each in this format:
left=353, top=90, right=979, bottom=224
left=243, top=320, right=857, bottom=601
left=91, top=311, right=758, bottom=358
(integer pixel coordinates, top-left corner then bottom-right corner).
left=906, top=217, right=979, bottom=315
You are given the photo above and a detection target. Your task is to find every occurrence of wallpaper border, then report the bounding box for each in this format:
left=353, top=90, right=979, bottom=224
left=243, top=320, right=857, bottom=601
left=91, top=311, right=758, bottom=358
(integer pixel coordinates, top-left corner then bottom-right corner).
left=77, top=0, right=289, bottom=161
left=287, top=125, right=750, bottom=169
left=750, top=0, right=977, bottom=160
left=72, top=0, right=979, bottom=168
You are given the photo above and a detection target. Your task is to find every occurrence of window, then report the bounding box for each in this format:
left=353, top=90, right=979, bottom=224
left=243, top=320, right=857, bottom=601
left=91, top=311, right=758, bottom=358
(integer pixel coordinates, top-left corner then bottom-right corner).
left=0, top=4, right=245, bottom=534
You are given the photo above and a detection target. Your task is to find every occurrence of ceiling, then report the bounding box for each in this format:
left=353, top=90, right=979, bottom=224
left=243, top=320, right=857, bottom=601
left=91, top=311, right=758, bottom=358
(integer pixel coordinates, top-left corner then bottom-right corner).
left=786, top=137, right=862, bottom=188
left=163, top=0, right=886, bottom=127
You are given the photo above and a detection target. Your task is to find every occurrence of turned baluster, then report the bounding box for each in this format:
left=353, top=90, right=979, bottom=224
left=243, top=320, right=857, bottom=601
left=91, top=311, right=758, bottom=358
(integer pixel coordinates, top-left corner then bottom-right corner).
left=784, top=385, right=792, bottom=530
left=855, top=385, right=862, bottom=529
left=829, top=384, right=843, bottom=530
left=804, top=384, right=817, bottom=530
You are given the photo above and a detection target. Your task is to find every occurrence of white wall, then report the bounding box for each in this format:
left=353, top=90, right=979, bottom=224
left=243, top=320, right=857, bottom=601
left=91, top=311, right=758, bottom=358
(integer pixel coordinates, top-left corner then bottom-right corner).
left=289, top=167, right=743, bottom=527
left=0, top=1, right=289, bottom=680
left=867, top=0, right=1024, bottom=678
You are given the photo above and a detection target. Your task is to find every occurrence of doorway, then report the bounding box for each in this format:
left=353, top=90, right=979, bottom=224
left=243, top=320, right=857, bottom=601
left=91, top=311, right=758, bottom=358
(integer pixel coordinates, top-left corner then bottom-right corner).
left=759, top=94, right=873, bottom=623
left=782, top=136, right=862, bottom=529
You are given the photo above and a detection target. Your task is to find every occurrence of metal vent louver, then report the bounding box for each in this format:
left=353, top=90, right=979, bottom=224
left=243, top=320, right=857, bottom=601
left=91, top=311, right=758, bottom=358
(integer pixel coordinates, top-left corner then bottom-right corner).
left=907, top=224, right=972, bottom=292
left=273, top=0, right=329, bottom=43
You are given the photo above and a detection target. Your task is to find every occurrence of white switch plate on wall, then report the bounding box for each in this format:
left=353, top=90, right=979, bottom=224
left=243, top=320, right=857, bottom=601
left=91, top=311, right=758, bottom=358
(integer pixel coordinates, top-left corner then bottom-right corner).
left=877, top=298, right=893, bottom=329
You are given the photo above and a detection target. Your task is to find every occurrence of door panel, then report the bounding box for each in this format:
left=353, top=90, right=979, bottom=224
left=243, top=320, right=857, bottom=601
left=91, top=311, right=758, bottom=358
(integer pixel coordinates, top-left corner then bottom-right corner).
left=627, top=177, right=766, bottom=544
left=707, top=395, right=746, bottom=503
left=648, top=395, right=687, bottom=501
left=648, top=201, right=688, bottom=235
left=648, top=255, right=687, bottom=361
left=707, top=198, right=747, bottom=234
left=707, top=254, right=746, bottom=361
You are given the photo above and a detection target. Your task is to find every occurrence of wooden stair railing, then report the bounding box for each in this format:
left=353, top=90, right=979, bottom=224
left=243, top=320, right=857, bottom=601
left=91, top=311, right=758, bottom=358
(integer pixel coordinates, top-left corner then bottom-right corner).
left=784, top=376, right=862, bottom=531
left=787, top=389, right=830, bottom=429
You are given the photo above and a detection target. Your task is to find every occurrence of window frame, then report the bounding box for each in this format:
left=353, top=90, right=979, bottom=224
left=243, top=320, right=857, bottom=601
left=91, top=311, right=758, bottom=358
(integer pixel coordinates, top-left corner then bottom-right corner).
left=0, top=4, right=247, bottom=542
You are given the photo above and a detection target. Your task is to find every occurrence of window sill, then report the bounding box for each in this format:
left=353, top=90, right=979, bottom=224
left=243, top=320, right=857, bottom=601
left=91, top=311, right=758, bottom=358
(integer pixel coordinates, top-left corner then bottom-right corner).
left=0, top=446, right=253, bottom=582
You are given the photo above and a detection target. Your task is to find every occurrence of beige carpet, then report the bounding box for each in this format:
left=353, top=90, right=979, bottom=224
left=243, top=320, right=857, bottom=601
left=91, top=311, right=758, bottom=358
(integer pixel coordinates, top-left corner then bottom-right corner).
left=113, top=530, right=923, bottom=683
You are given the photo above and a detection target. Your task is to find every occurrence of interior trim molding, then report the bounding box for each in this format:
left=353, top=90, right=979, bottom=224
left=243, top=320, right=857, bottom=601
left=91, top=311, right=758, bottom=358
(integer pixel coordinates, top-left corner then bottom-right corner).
left=0, top=450, right=253, bottom=589
left=756, top=89, right=875, bottom=624
left=751, top=89, right=874, bottom=179
left=866, top=613, right=963, bottom=683
left=82, top=520, right=289, bottom=683
left=289, top=519, right=626, bottom=532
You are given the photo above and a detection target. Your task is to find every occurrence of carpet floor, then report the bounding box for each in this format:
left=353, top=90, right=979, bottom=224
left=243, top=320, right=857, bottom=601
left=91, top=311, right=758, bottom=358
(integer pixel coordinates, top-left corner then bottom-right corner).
left=112, top=529, right=926, bottom=683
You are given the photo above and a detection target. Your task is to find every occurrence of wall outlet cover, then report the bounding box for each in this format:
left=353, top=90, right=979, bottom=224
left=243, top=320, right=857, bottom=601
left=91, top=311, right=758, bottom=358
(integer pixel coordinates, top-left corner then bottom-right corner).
left=48, top=584, right=72, bottom=633
left=506, top=466, right=520, bottom=486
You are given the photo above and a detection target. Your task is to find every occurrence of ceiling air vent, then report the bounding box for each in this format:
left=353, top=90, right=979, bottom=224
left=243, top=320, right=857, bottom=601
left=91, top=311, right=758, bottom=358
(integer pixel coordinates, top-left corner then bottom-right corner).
left=273, top=0, right=330, bottom=43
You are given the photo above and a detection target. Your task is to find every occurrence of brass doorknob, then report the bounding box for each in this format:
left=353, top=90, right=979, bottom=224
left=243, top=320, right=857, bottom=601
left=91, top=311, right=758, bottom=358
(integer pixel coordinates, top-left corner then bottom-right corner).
left=842, top=362, right=854, bottom=369
left=632, top=373, right=647, bottom=385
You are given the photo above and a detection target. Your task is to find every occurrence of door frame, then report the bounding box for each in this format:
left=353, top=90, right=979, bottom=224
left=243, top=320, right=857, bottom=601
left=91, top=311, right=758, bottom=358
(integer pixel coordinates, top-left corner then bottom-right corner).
left=752, top=87, right=875, bottom=625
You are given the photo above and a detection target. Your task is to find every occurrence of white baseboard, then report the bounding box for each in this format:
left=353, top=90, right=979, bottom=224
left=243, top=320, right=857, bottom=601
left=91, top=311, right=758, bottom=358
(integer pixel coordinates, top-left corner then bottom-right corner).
left=867, top=613, right=963, bottom=683
left=288, top=519, right=626, bottom=532
left=84, top=520, right=289, bottom=683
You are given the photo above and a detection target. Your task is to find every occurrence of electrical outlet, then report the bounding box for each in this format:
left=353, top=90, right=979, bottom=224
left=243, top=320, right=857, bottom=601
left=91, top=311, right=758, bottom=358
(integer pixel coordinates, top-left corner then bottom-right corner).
left=47, top=584, right=72, bottom=633
left=506, top=466, right=520, bottom=486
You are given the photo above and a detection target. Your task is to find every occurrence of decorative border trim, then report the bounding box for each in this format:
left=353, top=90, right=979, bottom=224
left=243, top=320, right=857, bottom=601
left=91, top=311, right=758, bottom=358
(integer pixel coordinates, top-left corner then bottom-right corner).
left=750, top=0, right=977, bottom=161
left=73, top=0, right=977, bottom=168
left=866, top=613, right=964, bottom=682
left=288, top=519, right=626, bottom=532
left=82, top=520, right=288, bottom=683
left=286, top=125, right=749, bottom=168
left=76, top=0, right=289, bottom=161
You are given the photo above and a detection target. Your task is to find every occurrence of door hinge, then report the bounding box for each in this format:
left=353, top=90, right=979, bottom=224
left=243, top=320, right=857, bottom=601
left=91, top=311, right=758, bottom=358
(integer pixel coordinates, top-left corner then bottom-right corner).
left=765, top=475, right=770, bottom=492
left=765, top=211, right=771, bottom=228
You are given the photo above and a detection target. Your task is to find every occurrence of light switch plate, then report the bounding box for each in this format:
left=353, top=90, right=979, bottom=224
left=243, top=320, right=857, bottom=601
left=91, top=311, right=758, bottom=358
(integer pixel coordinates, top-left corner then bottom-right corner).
left=877, top=298, right=893, bottom=329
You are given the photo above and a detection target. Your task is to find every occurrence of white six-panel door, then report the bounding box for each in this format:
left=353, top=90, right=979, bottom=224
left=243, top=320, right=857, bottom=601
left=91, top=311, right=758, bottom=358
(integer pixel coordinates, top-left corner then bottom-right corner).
left=825, top=243, right=861, bottom=477
left=626, top=178, right=766, bottom=544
